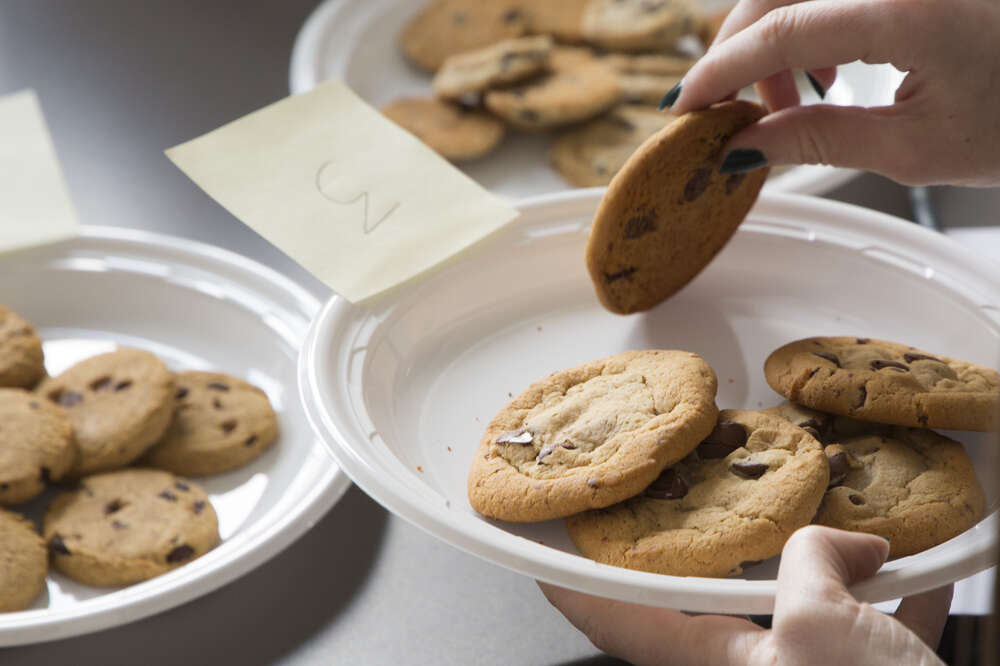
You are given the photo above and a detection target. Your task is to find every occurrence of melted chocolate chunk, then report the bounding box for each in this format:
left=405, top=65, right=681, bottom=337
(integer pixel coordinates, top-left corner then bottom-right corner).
left=90, top=376, right=113, bottom=391
left=871, top=359, right=909, bottom=372
left=245, top=435, right=258, bottom=447
left=220, top=419, right=238, bottom=435
left=114, top=380, right=132, bottom=391
left=496, top=429, right=533, bottom=445
left=903, top=353, right=943, bottom=364
left=166, top=544, right=195, bottom=563
left=175, top=481, right=190, bottom=492
left=207, top=383, right=230, bottom=392
left=159, top=490, right=178, bottom=502
left=51, top=390, right=84, bottom=407
left=605, top=267, right=636, bottom=283
left=646, top=468, right=688, bottom=499
left=175, top=387, right=189, bottom=400
left=49, top=534, right=71, bottom=556
left=856, top=337, right=870, bottom=344
left=730, top=460, right=768, bottom=479
left=104, top=499, right=124, bottom=515
left=623, top=209, right=657, bottom=240
left=502, top=7, right=522, bottom=23
left=813, top=351, right=841, bottom=367
left=848, top=493, right=865, bottom=505
left=193, top=500, right=206, bottom=515
left=798, top=415, right=833, bottom=443
left=683, top=168, right=713, bottom=202
left=696, top=420, right=748, bottom=459
left=827, top=452, right=849, bottom=488
left=536, top=445, right=556, bottom=463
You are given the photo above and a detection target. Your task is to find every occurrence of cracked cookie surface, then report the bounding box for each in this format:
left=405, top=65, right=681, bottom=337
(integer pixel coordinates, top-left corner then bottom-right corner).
left=468, top=350, right=718, bottom=522
left=585, top=100, right=769, bottom=315
left=43, top=468, right=219, bottom=586
left=566, top=409, right=828, bottom=577
left=0, top=388, right=77, bottom=505
left=764, top=337, right=1000, bottom=431
left=765, top=401, right=987, bottom=558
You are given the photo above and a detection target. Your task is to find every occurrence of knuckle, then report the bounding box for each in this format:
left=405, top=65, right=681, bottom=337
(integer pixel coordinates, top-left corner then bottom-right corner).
left=757, top=6, right=801, bottom=65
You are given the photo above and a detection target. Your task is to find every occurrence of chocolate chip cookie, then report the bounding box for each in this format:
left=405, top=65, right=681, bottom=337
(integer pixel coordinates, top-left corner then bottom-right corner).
left=566, top=409, right=829, bottom=577
left=433, top=35, right=553, bottom=99
left=401, top=0, right=528, bottom=72
left=765, top=401, right=986, bottom=558
left=467, top=350, right=718, bottom=522
left=382, top=97, right=506, bottom=161
left=551, top=106, right=674, bottom=187
left=585, top=100, right=769, bottom=314
left=37, top=348, right=175, bottom=475
left=0, top=304, right=45, bottom=389
left=0, top=388, right=76, bottom=505
left=581, top=0, right=698, bottom=52
left=520, top=0, right=591, bottom=43
left=0, top=509, right=47, bottom=612
left=764, top=337, right=1000, bottom=431
left=143, top=371, right=278, bottom=476
left=484, top=62, right=622, bottom=130
left=43, top=469, right=219, bottom=586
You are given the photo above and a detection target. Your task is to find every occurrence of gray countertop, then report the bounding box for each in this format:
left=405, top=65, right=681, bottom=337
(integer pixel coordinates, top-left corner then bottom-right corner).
left=0, top=1, right=988, bottom=664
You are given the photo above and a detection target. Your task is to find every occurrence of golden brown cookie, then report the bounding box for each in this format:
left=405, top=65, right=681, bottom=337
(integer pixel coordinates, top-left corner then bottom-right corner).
left=0, top=509, right=47, bottom=612
left=551, top=106, right=674, bottom=187
left=467, top=350, right=718, bottom=522
left=764, top=337, right=1000, bottom=431
left=143, top=371, right=278, bottom=476
left=0, top=388, right=76, bottom=505
left=585, top=100, right=769, bottom=314
left=43, top=469, right=219, bottom=587
left=581, top=0, right=698, bottom=52
left=433, top=35, right=553, bottom=99
left=401, top=0, right=528, bottom=72
left=566, top=409, right=829, bottom=577
left=36, top=348, right=175, bottom=475
left=382, top=97, right=505, bottom=162
left=519, top=0, right=590, bottom=43
left=0, top=304, right=45, bottom=389
left=764, top=401, right=986, bottom=558
left=484, top=62, right=622, bottom=130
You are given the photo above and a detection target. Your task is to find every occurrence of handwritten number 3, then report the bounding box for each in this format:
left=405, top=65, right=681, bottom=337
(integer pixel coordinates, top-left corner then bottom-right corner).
left=315, top=161, right=400, bottom=235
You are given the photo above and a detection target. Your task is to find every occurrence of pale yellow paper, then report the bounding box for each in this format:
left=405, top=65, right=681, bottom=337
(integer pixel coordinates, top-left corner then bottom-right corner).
left=0, top=90, right=79, bottom=252
left=166, top=81, right=519, bottom=303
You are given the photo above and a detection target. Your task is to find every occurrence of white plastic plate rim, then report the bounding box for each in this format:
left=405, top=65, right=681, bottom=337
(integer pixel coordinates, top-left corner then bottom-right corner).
left=300, top=190, right=999, bottom=614
left=0, top=226, right=352, bottom=646
left=288, top=0, right=904, bottom=197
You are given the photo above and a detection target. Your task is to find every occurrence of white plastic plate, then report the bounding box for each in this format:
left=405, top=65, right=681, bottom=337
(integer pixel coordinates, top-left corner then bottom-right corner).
left=300, top=190, right=999, bottom=614
left=289, top=0, right=905, bottom=198
left=0, top=227, right=351, bottom=646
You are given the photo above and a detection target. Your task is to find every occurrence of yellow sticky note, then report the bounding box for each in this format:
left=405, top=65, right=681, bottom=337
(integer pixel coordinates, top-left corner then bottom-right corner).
left=166, top=81, right=519, bottom=303
left=0, top=90, right=79, bottom=252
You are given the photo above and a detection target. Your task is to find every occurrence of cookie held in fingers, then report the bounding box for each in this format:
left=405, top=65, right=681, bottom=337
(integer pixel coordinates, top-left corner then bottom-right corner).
left=0, top=388, right=77, bottom=505
left=765, top=401, right=987, bottom=558
left=566, top=409, right=829, bottom=577
left=585, top=100, right=769, bottom=314
left=467, top=350, right=719, bottom=522
left=36, top=348, right=175, bottom=476
left=764, top=337, right=1000, bottom=431
left=0, top=304, right=46, bottom=389
left=401, top=0, right=528, bottom=72
left=433, top=35, right=553, bottom=99
left=382, top=97, right=505, bottom=162
left=43, top=469, right=220, bottom=587
left=143, top=371, right=278, bottom=477
left=0, top=509, right=47, bottom=612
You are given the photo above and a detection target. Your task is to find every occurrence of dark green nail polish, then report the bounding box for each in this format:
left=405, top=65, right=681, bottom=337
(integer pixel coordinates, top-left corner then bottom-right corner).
left=720, top=149, right=768, bottom=174
left=805, top=72, right=826, bottom=99
left=658, top=82, right=682, bottom=110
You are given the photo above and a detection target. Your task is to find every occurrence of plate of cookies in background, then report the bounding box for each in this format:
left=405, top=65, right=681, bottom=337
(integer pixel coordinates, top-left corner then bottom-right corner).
left=290, top=0, right=905, bottom=199
left=298, top=188, right=999, bottom=614
left=0, top=227, right=351, bottom=645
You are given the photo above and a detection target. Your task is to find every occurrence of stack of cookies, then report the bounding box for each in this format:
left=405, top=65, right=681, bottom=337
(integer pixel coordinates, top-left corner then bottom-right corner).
left=0, top=304, right=279, bottom=611
left=467, top=338, right=995, bottom=577
left=384, top=0, right=729, bottom=186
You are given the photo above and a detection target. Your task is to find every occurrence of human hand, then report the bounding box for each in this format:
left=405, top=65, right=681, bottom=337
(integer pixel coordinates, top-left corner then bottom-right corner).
left=539, top=525, right=952, bottom=665
left=667, top=0, right=1000, bottom=187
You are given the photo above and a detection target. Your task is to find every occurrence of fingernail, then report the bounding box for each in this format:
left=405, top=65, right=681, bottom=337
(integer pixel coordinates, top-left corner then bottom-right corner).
left=658, top=81, right=682, bottom=110
left=805, top=72, right=826, bottom=99
left=719, top=148, right=768, bottom=174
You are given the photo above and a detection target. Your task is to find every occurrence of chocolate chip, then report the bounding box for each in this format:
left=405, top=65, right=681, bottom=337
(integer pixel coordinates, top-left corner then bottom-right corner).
left=683, top=168, right=713, bottom=202
left=856, top=337, right=870, bottom=344
left=193, top=500, right=206, bottom=515
left=502, top=7, right=522, bottom=22
left=111, top=520, right=128, bottom=530
left=827, top=452, right=849, bottom=488
left=245, top=435, right=258, bottom=447
left=176, top=387, right=189, bottom=400
left=220, top=419, right=237, bottom=434
left=536, top=445, right=556, bottom=463
left=724, top=173, right=746, bottom=195
left=646, top=468, right=688, bottom=499
left=175, top=481, right=189, bottom=492
left=213, top=398, right=223, bottom=409
left=49, top=534, right=71, bottom=556
left=697, top=420, right=748, bottom=458
left=497, top=429, right=533, bottom=445
left=797, top=416, right=832, bottom=443
left=51, top=389, right=84, bottom=407
left=870, top=359, right=909, bottom=372
left=848, top=493, right=865, bottom=505
left=166, top=544, right=195, bottom=563
left=104, top=499, right=124, bottom=515
left=207, top=383, right=230, bottom=392
left=90, top=376, right=113, bottom=391
left=159, top=490, right=178, bottom=502
left=605, top=267, right=636, bottom=283
left=560, top=442, right=577, bottom=450
left=114, top=380, right=132, bottom=391
left=623, top=209, right=657, bottom=239
left=730, top=460, right=768, bottom=479
left=813, top=351, right=841, bottom=367
left=903, top=353, right=942, bottom=364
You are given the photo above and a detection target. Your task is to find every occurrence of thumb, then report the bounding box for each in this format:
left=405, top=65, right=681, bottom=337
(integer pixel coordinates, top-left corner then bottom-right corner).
left=719, top=103, right=927, bottom=185
left=773, top=525, right=890, bottom=617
